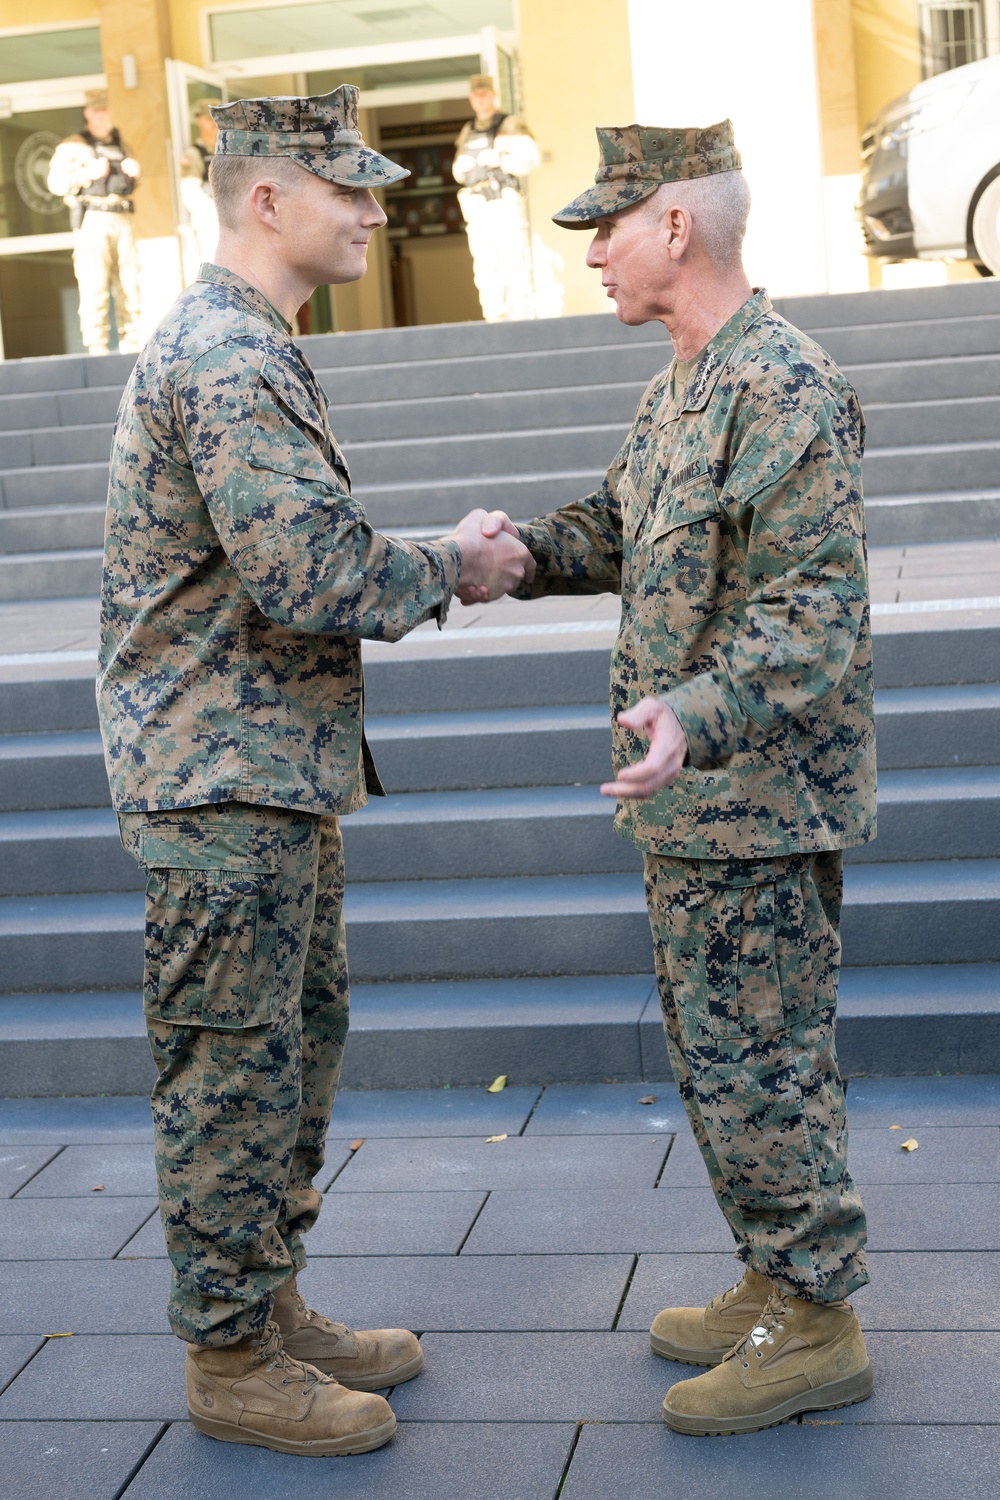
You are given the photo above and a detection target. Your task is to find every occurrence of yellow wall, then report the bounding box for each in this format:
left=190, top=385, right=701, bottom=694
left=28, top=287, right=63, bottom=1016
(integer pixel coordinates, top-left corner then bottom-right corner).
left=518, top=0, right=634, bottom=318
left=0, top=0, right=96, bottom=25
left=851, top=0, right=921, bottom=127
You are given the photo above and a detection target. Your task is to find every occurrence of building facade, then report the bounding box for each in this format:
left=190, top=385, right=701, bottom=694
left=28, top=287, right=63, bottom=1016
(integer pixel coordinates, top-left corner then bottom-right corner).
left=0, top=0, right=987, bottom=357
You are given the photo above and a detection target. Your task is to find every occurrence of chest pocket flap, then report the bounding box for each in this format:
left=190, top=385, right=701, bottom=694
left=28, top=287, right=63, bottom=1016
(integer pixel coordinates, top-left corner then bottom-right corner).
left=249, top=357, right=349, bottom=490
left=646, top=469, right=719, bottom=543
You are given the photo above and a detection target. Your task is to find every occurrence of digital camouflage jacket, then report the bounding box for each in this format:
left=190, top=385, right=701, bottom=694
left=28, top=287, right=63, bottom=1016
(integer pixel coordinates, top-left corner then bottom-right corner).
left=518, top=290, right=877, bottom=859
left=98, top=264, right=461, bottom=814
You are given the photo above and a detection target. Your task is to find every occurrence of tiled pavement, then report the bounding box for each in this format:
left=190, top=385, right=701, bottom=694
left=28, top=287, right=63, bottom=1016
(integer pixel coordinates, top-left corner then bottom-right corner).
left=0, top=1077, right=998, bottom=1498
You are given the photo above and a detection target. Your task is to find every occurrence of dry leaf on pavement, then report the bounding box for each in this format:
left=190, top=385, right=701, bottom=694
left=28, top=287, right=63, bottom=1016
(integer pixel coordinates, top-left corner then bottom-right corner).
left=900, top=1137, right=919, bottom=1152
left=486, top=1075, right=508, bottom=1093
left=91, top=1185, right=105, bottom=1191
left=348, top=1139, right=364, bottom=1152
left=638, top=1096, right=657, bottom=1105
left=485, top=1134, right=508, bottom=1144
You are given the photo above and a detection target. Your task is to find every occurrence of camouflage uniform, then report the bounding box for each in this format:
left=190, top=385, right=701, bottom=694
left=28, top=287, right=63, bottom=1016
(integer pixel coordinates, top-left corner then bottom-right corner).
left=520, top=122, right=875, bottom=1303
left=98, top=89, right=460, bottom=1345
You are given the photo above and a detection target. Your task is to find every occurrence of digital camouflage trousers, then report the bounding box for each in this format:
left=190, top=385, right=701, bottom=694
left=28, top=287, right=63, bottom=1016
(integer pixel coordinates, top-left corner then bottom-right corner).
left=644, top=849, right=869, bottom=1302
left=119, top=802, right=349, bottom=1346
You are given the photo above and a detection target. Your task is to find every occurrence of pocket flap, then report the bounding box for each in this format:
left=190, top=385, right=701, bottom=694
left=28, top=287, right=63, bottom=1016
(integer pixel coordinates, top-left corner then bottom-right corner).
left=140, top=827, right=276, bottom=874
left=646, top=471, right=718, bottom=542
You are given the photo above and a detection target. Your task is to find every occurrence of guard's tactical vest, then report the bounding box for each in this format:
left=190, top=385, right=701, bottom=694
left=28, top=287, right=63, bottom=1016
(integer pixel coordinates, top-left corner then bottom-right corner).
left=460, top=113, right=520, bottom=201
left=80, top=128, right=136, bottom=211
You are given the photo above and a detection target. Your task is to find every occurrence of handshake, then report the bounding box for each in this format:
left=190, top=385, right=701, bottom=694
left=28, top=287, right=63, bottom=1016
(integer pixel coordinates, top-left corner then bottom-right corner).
left=447, top=508, right=534, bottom=606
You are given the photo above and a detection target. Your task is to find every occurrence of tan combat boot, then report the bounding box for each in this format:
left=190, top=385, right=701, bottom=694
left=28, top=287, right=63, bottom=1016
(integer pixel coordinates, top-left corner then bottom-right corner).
left=272, top=1275, right=423, bottom=1390
left=661, top=1290, right=873, bottom=1436
left=650, top=1267, right=770, bottom=1366
left=186, top=1322, right=396, bottom=1456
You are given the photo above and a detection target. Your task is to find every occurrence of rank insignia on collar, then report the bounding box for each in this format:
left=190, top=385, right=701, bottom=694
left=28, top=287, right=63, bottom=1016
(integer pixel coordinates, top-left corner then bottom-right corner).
left=688, top=349, right=717, bottom=405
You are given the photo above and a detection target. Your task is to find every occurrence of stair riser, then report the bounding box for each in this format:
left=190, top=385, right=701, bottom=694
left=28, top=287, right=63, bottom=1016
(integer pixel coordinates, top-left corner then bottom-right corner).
left=2, top=893, right=997, bottom=991
left=0, top=508, right=105, bottom=553
left=865, top=495, right=1000, bottom=545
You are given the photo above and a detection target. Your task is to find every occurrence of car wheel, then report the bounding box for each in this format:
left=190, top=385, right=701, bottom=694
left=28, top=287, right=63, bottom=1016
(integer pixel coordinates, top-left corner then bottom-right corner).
left=971, top=173, right=1000, bottom=274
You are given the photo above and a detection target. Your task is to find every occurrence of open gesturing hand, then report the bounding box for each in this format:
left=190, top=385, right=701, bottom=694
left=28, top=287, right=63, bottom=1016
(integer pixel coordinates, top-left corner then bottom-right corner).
left=450, top=508, right=535, bottom=605
left=601, top=697, right=688, bottom=800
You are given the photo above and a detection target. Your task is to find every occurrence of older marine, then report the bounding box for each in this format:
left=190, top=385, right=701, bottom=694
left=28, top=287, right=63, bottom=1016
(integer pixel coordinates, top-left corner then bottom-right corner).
left=477, top=119, right=877, bottom=1436
left=98, top=85, right=532, bottom=1458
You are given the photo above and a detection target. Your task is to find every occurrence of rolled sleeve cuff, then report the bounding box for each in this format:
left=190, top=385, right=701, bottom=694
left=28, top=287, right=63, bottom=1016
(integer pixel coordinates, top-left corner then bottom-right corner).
left=663, top=672, right=742, bottom=769
left=417, top=536, right=463, bottom=629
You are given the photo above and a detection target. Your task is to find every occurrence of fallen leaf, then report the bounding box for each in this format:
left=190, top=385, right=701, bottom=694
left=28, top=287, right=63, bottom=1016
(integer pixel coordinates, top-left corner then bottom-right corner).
left=638, top=1095, right=657, bottom=1106
left=485, top=1133, right=508, bottom=1144
left=889, top=1125, right=902, bottom=1131
left=486, top=1074, right=507, bottom=1093
left=43, top=1332, right=73, bottom=1339
left=91, top=1185, right=105, bottom=1192
left=348, top=1139, right=364, bottom=1152
left=900, top=1137, right=919, bottom=1152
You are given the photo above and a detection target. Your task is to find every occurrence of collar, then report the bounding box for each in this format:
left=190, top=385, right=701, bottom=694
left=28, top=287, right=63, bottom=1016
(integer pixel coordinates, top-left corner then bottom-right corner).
left=197, top=262, right=293, bottom=335
left=660, top=288, right=772, bottom=423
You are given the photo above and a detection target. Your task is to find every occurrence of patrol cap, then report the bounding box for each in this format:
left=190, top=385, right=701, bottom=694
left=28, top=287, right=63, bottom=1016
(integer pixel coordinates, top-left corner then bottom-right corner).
left=211, top=84, right=408, bottom=188
left=468, top=74, right=496, bottom=93
left=553, top=119, right=741, bottom=229
left=83, top=88, right=110, bottom=111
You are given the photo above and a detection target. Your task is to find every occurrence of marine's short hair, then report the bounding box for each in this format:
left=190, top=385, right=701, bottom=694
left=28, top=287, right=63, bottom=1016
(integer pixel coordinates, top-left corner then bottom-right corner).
left=644, top=171, right=752, bottom=269
left=209, top=153, right=309, bottom=230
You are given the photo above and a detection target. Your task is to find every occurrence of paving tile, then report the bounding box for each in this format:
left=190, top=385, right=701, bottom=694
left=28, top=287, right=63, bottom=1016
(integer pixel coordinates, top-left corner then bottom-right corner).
left=123, top=1419, right=575, bottom=1500
left=326, top=1134, right=670, bottom=1193
left=308, top=1192, right=487, bottom=1255
left=523, top=1082, right=686, bottom=1135
left=0, top=1335, right=44, bottom=1395
left=0, top=1334, right=185, bottom=1420
left=391, top=1332, right=670, bottom=1421
left=298, top=1254, right=634, bottom=1331
left=864, top=1183, right=1000, bottom=1249
left=849, top=1126, right=1000, bottom=1184
left=0, top=1421, right=161, bottom=1499
left=0, top=1145, right=60, bottom=1197
left=0, top=1260, right=171, bottom=1335
left=0, top=1095, right=154, bottom=1144
left=328, top=1085, right=541, bottom=1137
left=846, top=1074, right=1000, bottom=1127
left=616, top=1252, right=747, bottom=1332
left=0, top=1197, right=158, bottom=1260
left=117, top=1213, right=167, bottom=1259
left=561, top=1422, right=1000, bottom=1500
left=620, top=1251, right=1000, bottom=1333
left=17, top=1144, right=156, bottom=1198
left=838, top=1332, right=1000, bottom=1424
left=461, top=1188, right=731, bottom=1255
left=656, top=1129, right=713, bottom=1187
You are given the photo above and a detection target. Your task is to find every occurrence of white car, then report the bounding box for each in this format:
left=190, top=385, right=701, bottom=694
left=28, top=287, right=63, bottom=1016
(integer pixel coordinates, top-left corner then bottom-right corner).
left=858, top=51, right=1000, bottom=274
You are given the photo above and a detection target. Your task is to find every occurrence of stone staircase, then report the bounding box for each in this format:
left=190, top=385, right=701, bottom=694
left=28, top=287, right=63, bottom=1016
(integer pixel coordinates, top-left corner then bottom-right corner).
left=0, top=281, right=998, bottom=1094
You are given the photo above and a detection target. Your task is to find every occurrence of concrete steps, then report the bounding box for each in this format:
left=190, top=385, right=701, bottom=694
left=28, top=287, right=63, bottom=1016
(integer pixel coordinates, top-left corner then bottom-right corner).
left=0, top=283, right=998, bottom=1093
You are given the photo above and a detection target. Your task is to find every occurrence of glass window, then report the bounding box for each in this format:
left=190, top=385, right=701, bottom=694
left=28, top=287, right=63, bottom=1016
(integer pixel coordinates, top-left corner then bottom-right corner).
left=306, top=54, right=478, bottom=93
left=920, top=2, right=989, bottom=76
left=208, top=1, right=514, bottom=63
left=0, top=27, right=103, bottom=85
left=0, top=104, right=91, bottom=238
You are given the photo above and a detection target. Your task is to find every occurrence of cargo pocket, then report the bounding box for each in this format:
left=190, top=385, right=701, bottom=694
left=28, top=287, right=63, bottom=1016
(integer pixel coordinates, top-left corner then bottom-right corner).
left=140, top=827, right=279, bottom=1030
left=699, top=862, right=783, bottom=1041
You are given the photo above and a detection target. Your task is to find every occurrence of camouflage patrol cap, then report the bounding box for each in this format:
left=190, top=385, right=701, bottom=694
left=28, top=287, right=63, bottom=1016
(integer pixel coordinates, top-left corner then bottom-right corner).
left=83, top=89, right=110, bottom=111
left=468, top=74, right=496, bottom=92
left=553, top=119, right=741, bottom=229
left=211, top=85, right=408, bottom=188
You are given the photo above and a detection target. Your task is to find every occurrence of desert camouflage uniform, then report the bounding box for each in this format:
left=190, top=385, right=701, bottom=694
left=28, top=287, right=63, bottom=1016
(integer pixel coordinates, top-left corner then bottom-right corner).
left=518, top=287, right=875, bottom=1301
left=99, top=230, right=460, bottom=1338
left=454, top=113, right=540, bottom=321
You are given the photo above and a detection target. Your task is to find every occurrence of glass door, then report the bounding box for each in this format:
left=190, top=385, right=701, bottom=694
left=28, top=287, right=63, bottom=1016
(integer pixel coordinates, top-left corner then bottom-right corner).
left=165, top=58, right=227, bottom=284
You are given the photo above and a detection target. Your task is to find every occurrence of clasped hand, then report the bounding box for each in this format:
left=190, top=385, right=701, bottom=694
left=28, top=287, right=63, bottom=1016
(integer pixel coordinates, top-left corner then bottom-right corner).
left=449, top=508, right=534, bottom=603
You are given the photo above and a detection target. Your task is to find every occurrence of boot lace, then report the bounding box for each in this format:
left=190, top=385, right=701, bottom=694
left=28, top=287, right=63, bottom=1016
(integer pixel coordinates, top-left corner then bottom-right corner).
left=252, top=1320, right=325, bottom=1390
left=290, top=1283, right=352, bottom=1338
left=727, top=1292, right=794, bottom=1368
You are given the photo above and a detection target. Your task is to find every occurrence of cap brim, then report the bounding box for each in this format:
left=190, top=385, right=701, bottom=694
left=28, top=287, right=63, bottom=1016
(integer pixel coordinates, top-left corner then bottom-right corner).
left=552, top=179, right=659, bottom=229
left=287, top=146, right=409, bottom=188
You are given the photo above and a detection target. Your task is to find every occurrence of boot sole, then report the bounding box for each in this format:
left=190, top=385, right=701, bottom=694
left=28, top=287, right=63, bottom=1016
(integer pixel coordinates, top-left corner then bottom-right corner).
left=662, top=1364, right=874, bottom=1437
left=189, top=1409, right=397, bottom=1455
left=303, top=1350, right=425, bottom=1390
left=649, top=1332, right=731, bottom=1367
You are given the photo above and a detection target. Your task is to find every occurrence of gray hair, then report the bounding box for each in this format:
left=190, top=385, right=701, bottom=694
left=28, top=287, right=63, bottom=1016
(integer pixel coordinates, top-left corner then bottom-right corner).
left=643, top=170, right=751, bottom=269
left=209, top=153, right=310, bottom=230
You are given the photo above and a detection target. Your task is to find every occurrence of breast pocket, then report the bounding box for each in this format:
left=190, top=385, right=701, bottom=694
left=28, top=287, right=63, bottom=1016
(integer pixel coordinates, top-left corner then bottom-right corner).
left=248, top=357, right=350, bottom=492
left=638, top=473, right=741, bottom=635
